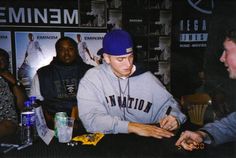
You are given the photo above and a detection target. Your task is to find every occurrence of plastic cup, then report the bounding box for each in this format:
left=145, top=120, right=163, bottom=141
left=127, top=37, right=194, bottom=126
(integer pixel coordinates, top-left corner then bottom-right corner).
left=57, top=117, right=74, bottom=143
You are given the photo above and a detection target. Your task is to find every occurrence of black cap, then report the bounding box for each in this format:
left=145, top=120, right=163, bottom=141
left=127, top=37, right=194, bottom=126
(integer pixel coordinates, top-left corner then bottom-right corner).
left=97, top=48, right=104, bottom=56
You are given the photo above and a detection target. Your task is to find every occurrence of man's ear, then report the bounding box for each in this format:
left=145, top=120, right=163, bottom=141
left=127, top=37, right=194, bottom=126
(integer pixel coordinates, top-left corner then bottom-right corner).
left=103, top=53, right=110, bottom=64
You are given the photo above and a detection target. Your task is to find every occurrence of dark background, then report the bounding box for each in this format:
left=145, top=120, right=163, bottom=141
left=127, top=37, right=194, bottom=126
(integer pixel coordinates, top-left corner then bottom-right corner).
left=1, top=0, right=236, bottom=111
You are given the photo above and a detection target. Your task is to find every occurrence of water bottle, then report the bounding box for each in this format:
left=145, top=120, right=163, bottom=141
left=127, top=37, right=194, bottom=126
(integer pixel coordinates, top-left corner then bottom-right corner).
left=21, top=101, right=35, bottom=144
left=29, top=96, right=39, bottom=140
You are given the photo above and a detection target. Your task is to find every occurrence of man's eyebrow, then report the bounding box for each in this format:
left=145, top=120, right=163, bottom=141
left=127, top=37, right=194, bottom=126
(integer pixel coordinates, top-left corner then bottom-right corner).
left=117, top=56, right=125, bottom=59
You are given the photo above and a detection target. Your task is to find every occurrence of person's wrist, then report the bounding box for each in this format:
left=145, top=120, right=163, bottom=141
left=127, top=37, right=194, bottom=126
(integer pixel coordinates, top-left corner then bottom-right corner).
left=12, top=80, right=21, bottom=87
left=128, top=122, right=138, bottom=134
left=198, top=129, right=214, bottom=144
left=196, top=130, right=207, bottom=139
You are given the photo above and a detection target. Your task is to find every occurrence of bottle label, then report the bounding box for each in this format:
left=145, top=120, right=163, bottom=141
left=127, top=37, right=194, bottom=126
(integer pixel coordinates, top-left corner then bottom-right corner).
left=21, top=111, right=35, bottom=126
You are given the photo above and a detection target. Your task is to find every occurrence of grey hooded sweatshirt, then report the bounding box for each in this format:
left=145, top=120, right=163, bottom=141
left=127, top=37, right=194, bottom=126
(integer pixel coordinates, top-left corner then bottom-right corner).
left=77, top=63, right=186, bottom=134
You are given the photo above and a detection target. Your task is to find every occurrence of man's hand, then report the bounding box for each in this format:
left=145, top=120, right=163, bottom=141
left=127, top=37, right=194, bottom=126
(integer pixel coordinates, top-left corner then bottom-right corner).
left=0, top=120, right=17, bottom=138
left=159, top=115, right=179, bottom=131
left=128, top=122, right=174, bottom=139
left=175, top=130, right=206, bottom=151
left=0, top=70, right=17, bottom=85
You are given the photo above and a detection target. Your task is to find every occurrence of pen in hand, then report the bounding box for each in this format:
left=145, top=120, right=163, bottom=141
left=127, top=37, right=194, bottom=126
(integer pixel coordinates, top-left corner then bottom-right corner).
left=160, top=106, right=173, bottom=129
left=165, top=106, right=172, bottom=116
left=151, top=106, right=172, bottom=127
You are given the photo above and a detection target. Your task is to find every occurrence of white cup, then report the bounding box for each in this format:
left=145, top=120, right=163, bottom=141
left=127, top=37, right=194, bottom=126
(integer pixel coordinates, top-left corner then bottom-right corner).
left=57, top=117, right=74, bottom=143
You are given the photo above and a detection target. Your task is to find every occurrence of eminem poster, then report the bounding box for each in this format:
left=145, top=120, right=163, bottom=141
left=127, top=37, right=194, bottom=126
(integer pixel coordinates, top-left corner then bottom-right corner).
left=79, top=0, right=106, bottom=28
left=64, top=32, right=105, bottom=66
left=15, top=31, right=60, bottom=92
left=0, top=31, right=13, bottom=72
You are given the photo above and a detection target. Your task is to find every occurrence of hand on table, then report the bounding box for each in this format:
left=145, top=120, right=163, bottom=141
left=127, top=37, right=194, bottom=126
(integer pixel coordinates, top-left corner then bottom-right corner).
left=175, top=130, right=206, bottom=151
left=128, top=122, right=174, bottom=139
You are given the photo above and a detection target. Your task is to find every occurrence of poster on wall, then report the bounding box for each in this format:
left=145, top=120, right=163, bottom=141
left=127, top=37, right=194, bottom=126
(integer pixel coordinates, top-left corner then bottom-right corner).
left=0, top=31, right=13, bottom=72
left=171, top=0, right=214, bottom=98
left=107, top=9, right=122, bottom=31
left=64, top=32, right=105, bottom=66
left=79, top=0, right=107, bottom=28
left=15, top=31, right=60, bottom=93
left=172, top=0, right=212, bottom=50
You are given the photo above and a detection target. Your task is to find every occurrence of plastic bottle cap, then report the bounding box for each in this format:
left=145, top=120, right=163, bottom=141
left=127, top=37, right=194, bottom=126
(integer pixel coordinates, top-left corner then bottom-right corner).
left=29, top=96, right=36, bottom=101
left=24, top=101, right=31, bottom=107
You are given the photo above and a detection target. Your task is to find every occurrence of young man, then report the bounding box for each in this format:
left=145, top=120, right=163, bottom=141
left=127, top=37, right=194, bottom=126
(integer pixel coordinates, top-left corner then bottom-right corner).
left=30, top=37, right=91, bottom=129
left=175, top=29, right=236, bottom=151
left=77, top=30, right=186, bottom=139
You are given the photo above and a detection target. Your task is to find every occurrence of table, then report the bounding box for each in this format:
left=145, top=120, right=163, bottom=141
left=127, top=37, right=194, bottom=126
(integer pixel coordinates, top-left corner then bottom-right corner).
left=1, top=130, right=236, bottom=158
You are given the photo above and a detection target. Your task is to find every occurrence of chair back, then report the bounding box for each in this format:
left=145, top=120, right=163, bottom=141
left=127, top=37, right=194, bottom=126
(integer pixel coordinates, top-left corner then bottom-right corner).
left=181, top=93, right=211, bottom=126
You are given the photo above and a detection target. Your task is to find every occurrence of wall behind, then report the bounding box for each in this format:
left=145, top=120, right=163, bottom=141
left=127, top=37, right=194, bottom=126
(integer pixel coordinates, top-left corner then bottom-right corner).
left=0, top=0, right=116, bottom=94
left=171, top=0, right=212, bottom=99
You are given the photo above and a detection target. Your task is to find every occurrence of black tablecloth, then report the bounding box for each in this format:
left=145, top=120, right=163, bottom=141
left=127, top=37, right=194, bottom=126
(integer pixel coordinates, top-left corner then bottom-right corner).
left=1, top=130, right=236, bottom=158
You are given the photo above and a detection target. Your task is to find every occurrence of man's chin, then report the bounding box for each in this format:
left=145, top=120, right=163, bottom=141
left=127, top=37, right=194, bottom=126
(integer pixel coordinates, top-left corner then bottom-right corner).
left=64, top=62, right=74, bottom=66
left=229, top=73, right=236, bottom=79
left=61, top=60, right=76, bottom=66
left=121, top=71, right=132, bottom=77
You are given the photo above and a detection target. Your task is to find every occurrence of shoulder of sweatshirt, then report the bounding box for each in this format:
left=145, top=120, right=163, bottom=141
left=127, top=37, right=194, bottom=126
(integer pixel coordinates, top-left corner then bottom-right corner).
left=131, top=70, right=165, bottom=89
left=82, top=64, right=104, bottom=81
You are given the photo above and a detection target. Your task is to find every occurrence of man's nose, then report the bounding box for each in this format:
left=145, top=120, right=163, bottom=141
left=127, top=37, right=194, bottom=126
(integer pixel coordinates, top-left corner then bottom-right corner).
left=63, top=48, right=71, bottom=54
left=124, top=58, right=132, bottom=67
left=219, top=51, right=226, bottom=62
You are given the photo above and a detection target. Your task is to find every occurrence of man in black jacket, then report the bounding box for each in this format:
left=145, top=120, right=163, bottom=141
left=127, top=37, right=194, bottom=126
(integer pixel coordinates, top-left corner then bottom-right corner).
left=30, top=37, right=92, bottom=129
